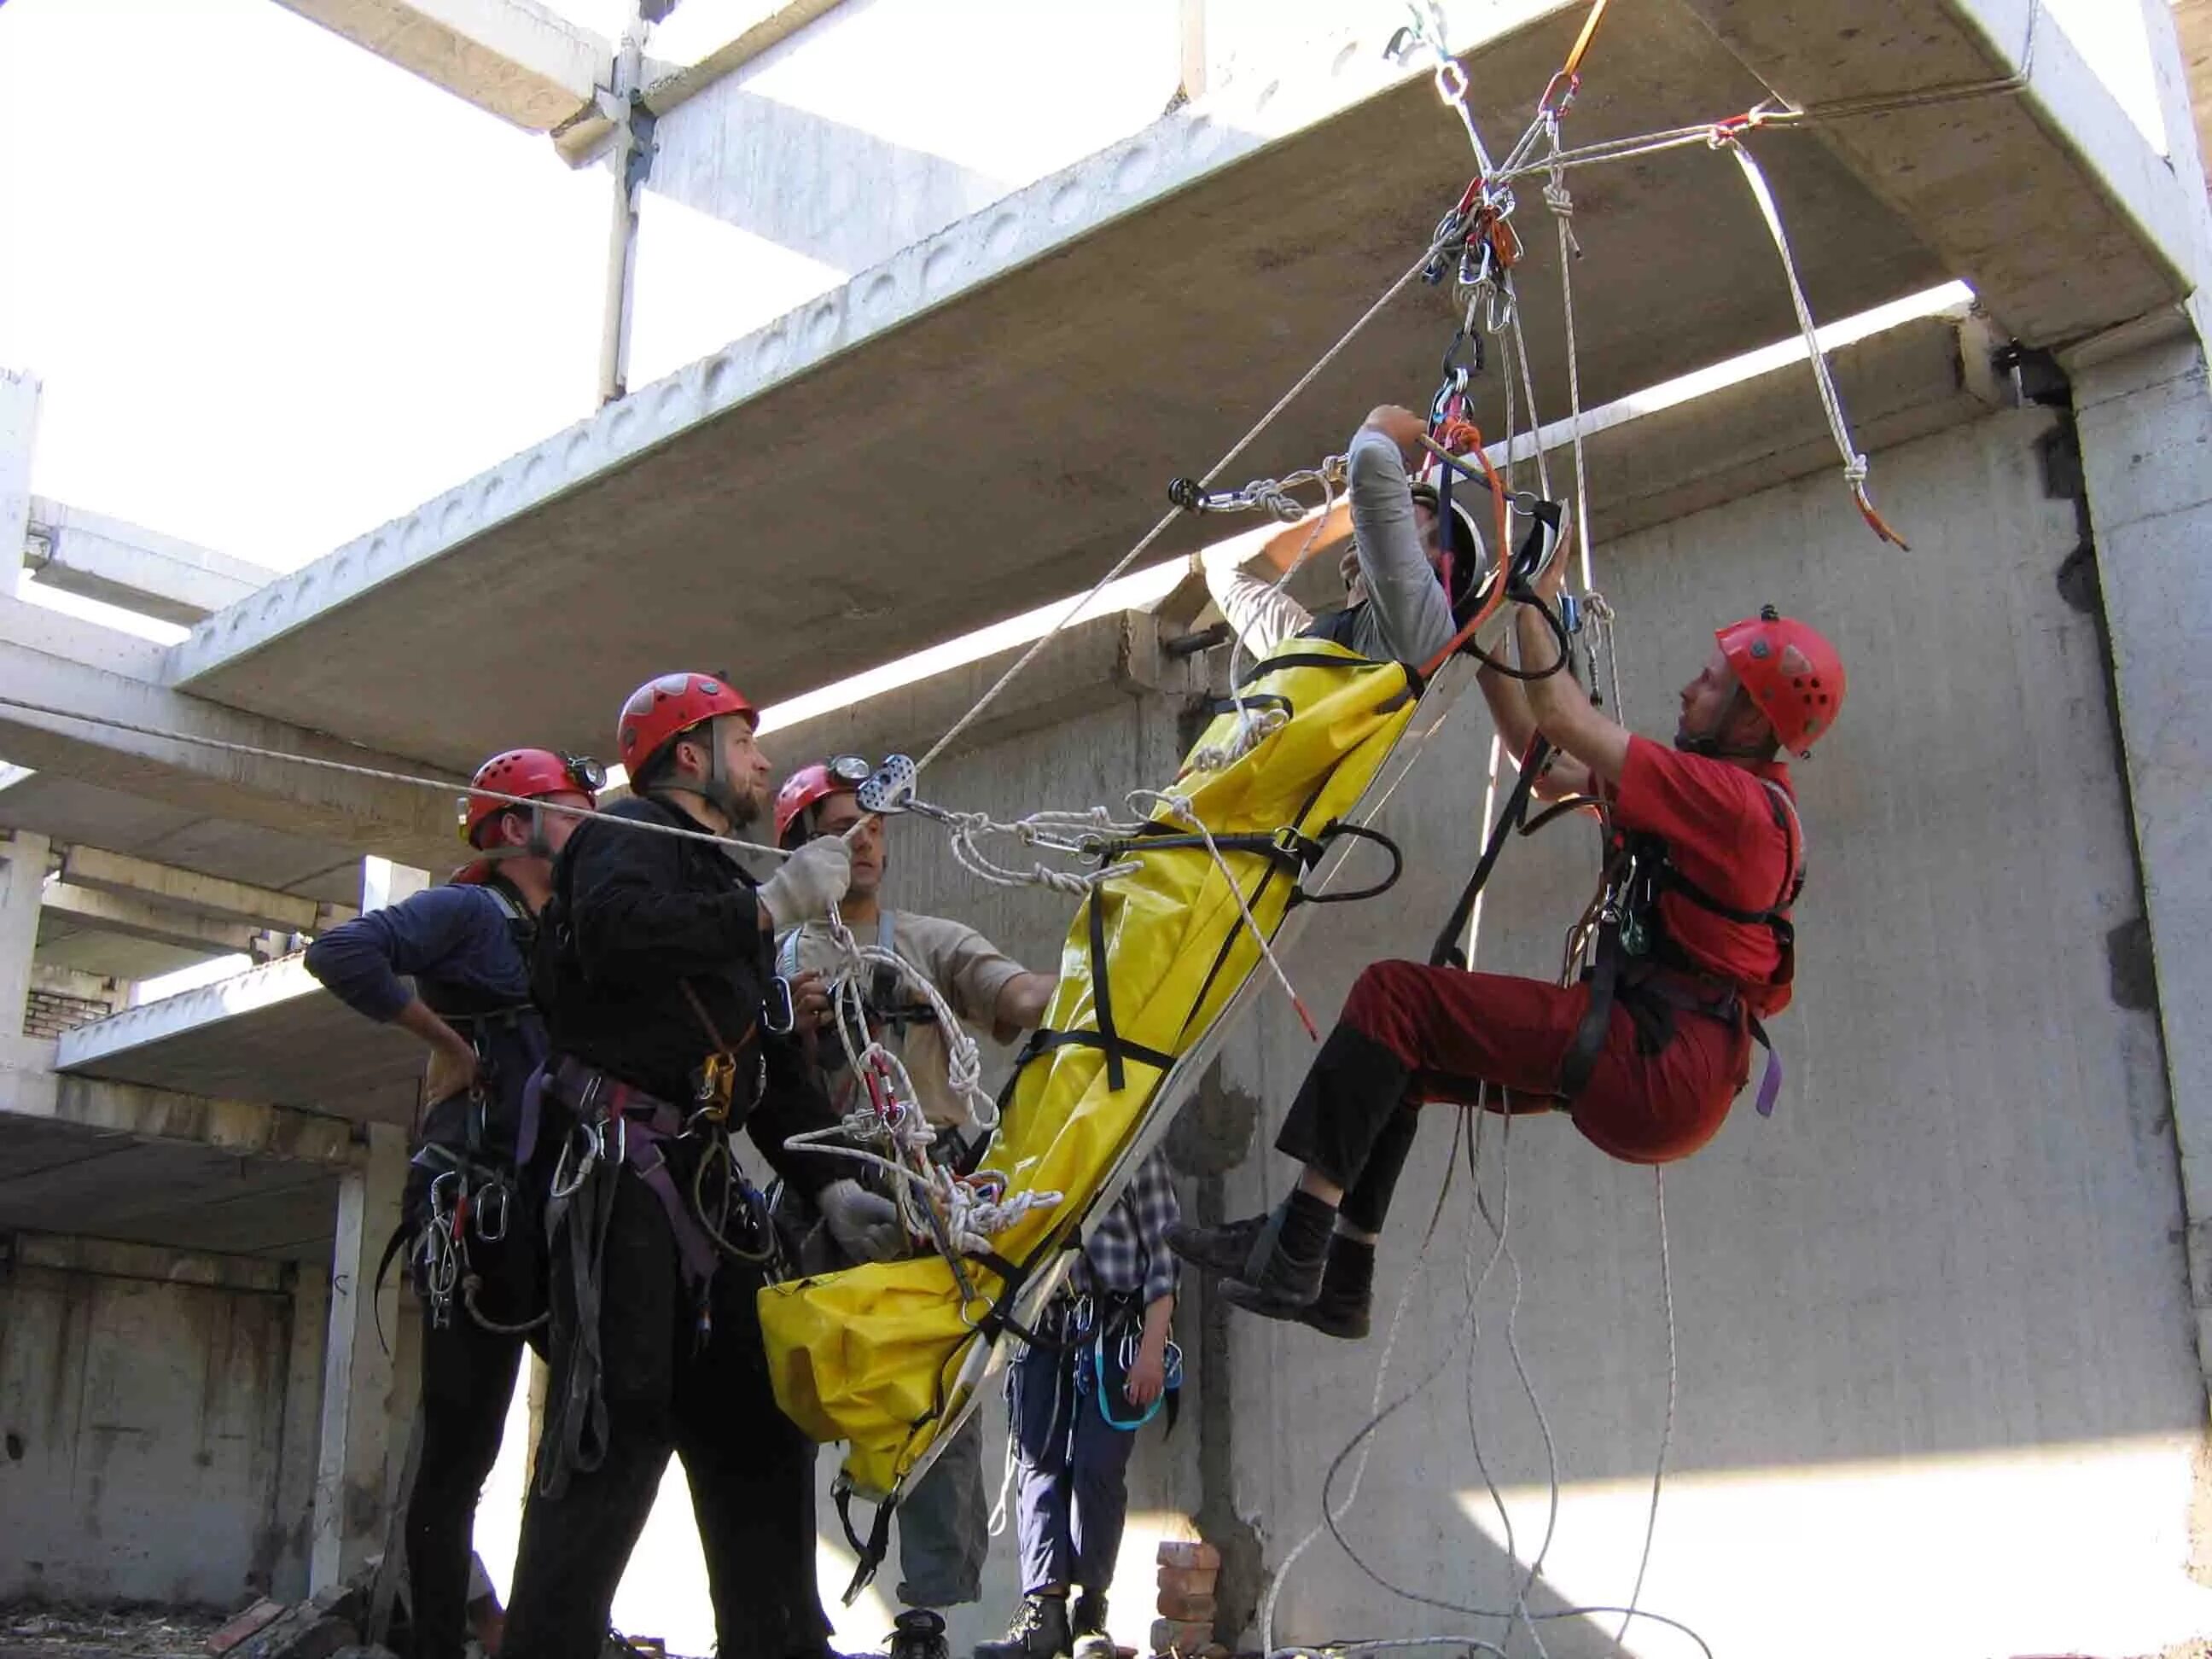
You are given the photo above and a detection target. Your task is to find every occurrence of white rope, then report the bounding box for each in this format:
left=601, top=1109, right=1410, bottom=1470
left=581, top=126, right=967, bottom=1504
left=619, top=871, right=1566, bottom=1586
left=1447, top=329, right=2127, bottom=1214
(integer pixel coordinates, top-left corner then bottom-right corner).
left=0, top=692, right=791, bottom=861
left=944, top=806, right=1144, bottom=896
left=1545, top=119, right=1596, bottom=594
left=1188, top=463, right=1344, bottom=775
left=1616, top=1166, right=1679, bottom=1642
left=911, top=248, right=1439, bottom=780
left=1715, top=135, right=1906, bottom=548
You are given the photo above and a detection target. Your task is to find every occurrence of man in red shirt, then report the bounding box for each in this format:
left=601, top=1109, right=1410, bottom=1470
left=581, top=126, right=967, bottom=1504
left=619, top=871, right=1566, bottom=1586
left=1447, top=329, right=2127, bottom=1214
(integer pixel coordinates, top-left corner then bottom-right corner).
left=1169, top=547, right=1845, bottom=1338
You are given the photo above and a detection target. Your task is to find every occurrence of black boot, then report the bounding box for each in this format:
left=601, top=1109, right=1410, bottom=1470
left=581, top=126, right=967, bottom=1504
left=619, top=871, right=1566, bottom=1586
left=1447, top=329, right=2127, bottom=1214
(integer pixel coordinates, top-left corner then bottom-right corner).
left=1068, top=1592, right=1110, bottom=1659
left=1165, top=1213, right=1269, bottom=1279
left=888, top=1610, right=949, bottom=1659
left=974, top=1594, right=1070, bottom=1659
left=1210, top=1192, right=1333, bottom=1319
left=1297, top=1236, right=1376, bottom=1340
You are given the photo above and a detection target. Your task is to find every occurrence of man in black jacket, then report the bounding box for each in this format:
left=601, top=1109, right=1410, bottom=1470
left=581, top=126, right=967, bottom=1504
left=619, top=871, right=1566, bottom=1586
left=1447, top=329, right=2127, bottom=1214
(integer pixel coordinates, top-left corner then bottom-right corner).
left=502, top=672, right=901, bottom=1659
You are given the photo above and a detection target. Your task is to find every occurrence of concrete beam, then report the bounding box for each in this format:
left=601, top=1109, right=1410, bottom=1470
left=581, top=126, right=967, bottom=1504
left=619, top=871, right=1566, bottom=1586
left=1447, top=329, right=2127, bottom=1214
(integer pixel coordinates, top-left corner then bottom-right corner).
left=40, top=882, right=262, bottom=956
left=23, top=498, right=279, bottom=627
left=3, top=1230, right=294, bottom=1294
left=0, top=1033, right=358, bottom=1165
left=53, top=956, right=423, bottom=1126
left=553, top=0, right=845, bottom=165
left=58, top=844, right=354, bottom=935
left=1, top=369, right=34, bottom=585
left=169, top=0, right=1965, bottom=771
left=271, top=0, right=610, bottom=133
left=0, top=830, right=45, bottom=1037
left=31, top=963, right=128, bottom=1007
left=0, top=606, right=463, bottom=871
left=1679, top=0, right=2200, bottom=347
left=763, top=609, right=1208, bottom=775
left=2177, top=0, right=2212, bottom=191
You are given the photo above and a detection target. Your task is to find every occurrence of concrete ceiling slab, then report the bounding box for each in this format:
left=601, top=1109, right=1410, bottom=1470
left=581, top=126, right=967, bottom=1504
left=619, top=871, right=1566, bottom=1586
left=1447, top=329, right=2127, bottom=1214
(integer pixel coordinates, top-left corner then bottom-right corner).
left=57, top=960, right=422, bottom=1125
left=35, top=911, right=220, bottom=982
left=0, top=771, right=363, bottom=901
left=171, top=0, right=1953, bottom=771
left=0, top=1113, right=339, bottom=1262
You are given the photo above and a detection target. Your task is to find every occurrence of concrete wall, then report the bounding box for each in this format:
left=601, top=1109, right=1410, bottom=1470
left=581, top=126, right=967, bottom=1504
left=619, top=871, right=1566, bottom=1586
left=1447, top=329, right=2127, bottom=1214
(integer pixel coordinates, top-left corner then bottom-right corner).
left=1179, top=404, right=2209, bottom=1656
left=650, top=397, right=2209, bottom=1658
left=0, top=1233, right=321, bottom=1610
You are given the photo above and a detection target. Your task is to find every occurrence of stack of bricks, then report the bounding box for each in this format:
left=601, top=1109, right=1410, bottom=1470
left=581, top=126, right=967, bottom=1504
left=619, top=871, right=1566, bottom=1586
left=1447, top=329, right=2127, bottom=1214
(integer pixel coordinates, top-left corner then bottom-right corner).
left=23, top=987, right=115, bottom=1039
left=1149, top=1538, right=1222, bottom=1656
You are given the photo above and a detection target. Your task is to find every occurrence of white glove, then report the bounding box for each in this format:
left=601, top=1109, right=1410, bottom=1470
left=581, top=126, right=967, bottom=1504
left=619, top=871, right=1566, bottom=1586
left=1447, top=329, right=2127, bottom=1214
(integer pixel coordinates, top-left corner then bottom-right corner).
left=818, top=1179, right=905, bottom=1264
left=758, top=835, right=852, bottom=931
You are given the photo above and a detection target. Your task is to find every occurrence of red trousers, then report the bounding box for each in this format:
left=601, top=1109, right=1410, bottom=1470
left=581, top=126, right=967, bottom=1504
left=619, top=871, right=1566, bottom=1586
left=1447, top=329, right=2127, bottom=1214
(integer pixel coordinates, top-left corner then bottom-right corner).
left=1277, top=959, right=1751, bottom=1231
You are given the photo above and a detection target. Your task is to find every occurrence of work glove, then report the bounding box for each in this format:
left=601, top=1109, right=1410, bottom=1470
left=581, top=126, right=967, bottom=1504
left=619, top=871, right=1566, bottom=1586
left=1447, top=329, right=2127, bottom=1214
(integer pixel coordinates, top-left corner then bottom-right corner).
left=758, top=834, right=853, bottom=931
left=818, top=1179, right=905, bottom=1264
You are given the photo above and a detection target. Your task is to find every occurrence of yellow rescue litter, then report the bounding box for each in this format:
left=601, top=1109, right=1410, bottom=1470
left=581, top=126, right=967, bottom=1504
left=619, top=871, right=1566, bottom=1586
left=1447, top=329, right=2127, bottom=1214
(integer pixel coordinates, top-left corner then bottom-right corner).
left=758, top=637, right=1446, bottom=1516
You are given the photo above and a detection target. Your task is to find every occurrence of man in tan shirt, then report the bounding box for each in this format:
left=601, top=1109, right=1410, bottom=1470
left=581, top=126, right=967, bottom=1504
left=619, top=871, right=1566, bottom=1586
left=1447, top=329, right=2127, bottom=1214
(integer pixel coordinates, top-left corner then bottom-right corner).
left=771, top=757, right=1057, bottom=1654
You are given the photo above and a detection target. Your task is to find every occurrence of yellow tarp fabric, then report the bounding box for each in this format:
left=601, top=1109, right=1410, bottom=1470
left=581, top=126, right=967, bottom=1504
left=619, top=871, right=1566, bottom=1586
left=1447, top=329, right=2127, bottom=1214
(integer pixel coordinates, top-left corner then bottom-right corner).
left=757, top=638, right=1420, bottom=1499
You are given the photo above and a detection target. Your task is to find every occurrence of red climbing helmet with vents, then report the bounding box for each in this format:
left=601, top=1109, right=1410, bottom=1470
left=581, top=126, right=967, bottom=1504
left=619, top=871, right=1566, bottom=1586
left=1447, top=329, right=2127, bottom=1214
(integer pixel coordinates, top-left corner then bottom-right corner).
left=615, top=672, right=758, bottom=777
left=1717, top=606, right=1846, bottom=756
left=459, top=748, right=602, bottom=847
left=774, top=756, right=872, bottom=850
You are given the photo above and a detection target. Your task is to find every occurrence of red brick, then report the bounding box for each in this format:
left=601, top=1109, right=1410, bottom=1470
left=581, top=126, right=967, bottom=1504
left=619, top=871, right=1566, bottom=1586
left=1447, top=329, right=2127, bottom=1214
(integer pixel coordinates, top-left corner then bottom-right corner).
left=1154, top=1540, right=1221, bottom=1571
left=1155, top=1565, right=1217, bottom=1597
left=1148, top=1618, right=1213, bottom=1656
left=207, top=1601, right=286, bottom=1656
left=1154, top=1592, right=1217, bottom=1624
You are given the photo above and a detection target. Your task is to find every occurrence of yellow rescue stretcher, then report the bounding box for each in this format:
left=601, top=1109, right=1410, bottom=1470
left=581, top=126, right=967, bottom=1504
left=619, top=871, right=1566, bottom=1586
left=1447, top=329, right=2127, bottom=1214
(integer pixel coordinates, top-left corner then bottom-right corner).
left=757, top=634, right=1479, bottom=1588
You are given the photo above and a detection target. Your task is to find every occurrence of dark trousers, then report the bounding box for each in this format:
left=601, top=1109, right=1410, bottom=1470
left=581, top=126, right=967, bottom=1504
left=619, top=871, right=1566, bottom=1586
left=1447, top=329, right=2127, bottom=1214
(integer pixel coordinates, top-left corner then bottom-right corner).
left=501, top=1168, right=825, bottom=1659
left=1278, top=959, right=1753, bottom=1232
left=403, top=1173, right=547, bottom=1659
left=1010, top=1314, right=1139, bottom=1598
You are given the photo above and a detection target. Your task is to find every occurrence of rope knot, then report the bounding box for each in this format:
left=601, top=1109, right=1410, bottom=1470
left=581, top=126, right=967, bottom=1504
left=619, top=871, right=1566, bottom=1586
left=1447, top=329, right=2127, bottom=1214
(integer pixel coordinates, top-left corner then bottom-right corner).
left=1842, top=453, right=1869, bottom=486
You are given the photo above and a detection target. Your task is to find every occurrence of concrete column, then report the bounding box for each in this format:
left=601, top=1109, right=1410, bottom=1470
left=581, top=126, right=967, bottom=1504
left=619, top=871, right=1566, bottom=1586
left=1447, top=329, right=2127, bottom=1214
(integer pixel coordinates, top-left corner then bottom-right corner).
left=276, top=1267, right=333, bottom=1603
left=361, top=857, right=432, bottom=912
left=310, top=1122, right=407, bottom=1592
left=2, top=367, right=38, bottom=581
left=0, top=830, right=50, bottom=1038
left=2072, top=334, right=2212, bottom=1387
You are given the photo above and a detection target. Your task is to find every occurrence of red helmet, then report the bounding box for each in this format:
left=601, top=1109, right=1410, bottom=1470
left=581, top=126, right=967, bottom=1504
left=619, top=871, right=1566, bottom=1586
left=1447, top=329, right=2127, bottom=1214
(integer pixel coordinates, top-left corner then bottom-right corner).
left=774, top=755, right=873, bottom=849
left=1717, top=608, right=1846, bottom=757
left=616, top=672, right=757, bottom=777
left=459, top=748, right=602, bottom=847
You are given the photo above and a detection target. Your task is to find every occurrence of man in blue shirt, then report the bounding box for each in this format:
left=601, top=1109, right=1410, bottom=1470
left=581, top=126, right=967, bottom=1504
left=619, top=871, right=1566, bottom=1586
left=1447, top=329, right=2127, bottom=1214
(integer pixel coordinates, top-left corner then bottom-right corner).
left=305, top=748, right=598, bottom=1659
left=975, top=1151, right=1182, bottom=1659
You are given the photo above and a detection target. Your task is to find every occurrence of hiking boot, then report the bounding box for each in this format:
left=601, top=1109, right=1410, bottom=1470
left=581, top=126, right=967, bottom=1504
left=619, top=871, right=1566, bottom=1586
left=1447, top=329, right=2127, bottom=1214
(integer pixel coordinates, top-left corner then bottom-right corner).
left=1068, top=1592, right=1107, bottom=1639
left=888, top=1610, right=949, bottom=1659
left=974, top=1593, right=1070, bottom=1659
left=1166, top=1214, right=1269, bottom=1279
left=1297, top=1236, right=1375, bottom=1341
left=1069, top=1636, right=1115, bottom=1659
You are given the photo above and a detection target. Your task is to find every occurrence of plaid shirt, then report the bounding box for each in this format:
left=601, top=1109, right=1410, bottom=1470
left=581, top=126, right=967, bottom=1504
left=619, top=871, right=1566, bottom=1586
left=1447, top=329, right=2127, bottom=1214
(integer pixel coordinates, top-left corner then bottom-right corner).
left=1071, top=1150, right=1181, bottom=1307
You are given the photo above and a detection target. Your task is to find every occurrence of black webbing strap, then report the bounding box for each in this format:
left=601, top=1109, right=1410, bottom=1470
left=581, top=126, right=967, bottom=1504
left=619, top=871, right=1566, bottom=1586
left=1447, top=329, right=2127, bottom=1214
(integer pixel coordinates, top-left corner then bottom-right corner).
left=1235, top=649, right=1384, bottom=687
left=1428, top=737, right=1551, bottom=969
left=836, top=1480, right=898, bottom=1600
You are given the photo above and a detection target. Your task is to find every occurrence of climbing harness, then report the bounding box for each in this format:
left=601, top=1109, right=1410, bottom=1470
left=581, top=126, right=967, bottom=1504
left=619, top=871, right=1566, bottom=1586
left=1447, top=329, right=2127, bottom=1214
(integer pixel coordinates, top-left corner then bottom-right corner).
left=535, top=1052, right=783, bottom=1499
left=1557, top=775, right=1804, bottom=1115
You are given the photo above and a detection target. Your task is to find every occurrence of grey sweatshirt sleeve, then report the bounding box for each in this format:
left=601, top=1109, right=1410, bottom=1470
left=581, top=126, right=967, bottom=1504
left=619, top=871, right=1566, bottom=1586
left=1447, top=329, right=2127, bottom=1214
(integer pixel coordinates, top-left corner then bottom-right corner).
left=1347, top=425, right=1458, bottom=665
left=1202, top=562, right=1315, bottom=659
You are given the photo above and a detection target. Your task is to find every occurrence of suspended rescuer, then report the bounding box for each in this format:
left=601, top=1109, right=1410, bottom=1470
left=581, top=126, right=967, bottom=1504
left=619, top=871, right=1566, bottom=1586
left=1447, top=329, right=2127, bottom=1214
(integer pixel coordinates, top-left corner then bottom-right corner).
left=973, top=1150, right=1180, bottom=1659
left=303, top=748, right=599, bottom=1659
left=1171, top=528, right=1845, bottom=1339
left=499, top=672, right=905, bottom=1659
left=771, top=758, right=1057, bottom=1659
left=1194, top=403, right=1488, bottom=662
